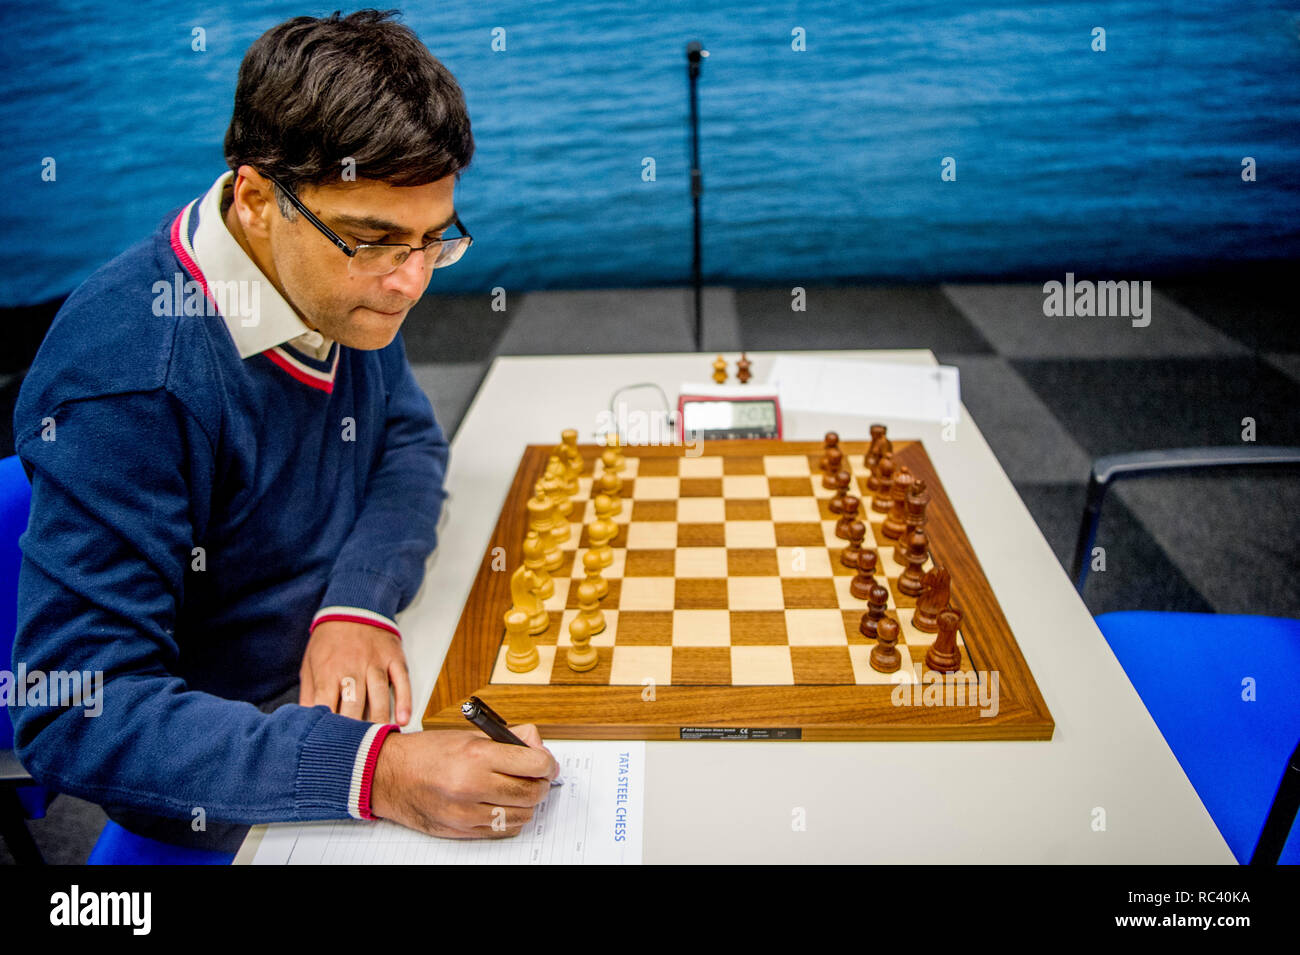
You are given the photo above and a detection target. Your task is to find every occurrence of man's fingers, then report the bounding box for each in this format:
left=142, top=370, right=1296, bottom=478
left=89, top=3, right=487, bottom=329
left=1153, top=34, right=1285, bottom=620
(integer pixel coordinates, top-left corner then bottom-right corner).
left=488, top=731, right=558, bottom=782
left=311, top=680, right=340, bottom=714
left=389, top=658, right=412, bottom=725
left=338, top=674, right=365, bottom=720
left=365, top=666, right=391, bottom=723
left=472, top=805, right=535, bottom=832
left=513, top=723, right=543, bottom=747
left=507, top=724, right=560, bottom=780
left=298, top=664, right=314, bottom=708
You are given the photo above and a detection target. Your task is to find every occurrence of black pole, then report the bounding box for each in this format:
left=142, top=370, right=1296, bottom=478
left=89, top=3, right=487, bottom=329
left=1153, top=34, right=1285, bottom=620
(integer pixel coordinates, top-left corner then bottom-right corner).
left=686, top=41, right=707, bottom=352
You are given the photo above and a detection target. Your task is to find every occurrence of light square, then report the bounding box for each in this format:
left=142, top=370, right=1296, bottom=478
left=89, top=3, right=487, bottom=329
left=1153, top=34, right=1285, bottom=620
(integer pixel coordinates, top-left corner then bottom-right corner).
left=632, top=476, right=680, bottom=500
left=678, top=456, right=724, bottom=478
left=848, top=644, right=918, bottom=685
left=675, top=547, right=728, bottom=578
left=558, top=519, right=583, bottom=550
left=727, top=577, right=785, bottom=610
left=609, top=646, right=673, bottom=686
left=676, top=497, right=726, bottom=523
left=671, top=610, right=731, bottom=646
left=895, top=607, right=964, bottom=648
left=625, top=522, right=678, bottom=549
left=777, top=545, right=832, bottom=577
left=769, top=497, right=821, bottom=522
left=832, top=574, right=880, bottom=609
left=725, top=521, right=777, bottom=548
left=731, top=646, right=795, bottom=685
left=722, top=475, right=770, bottom=499
left=543, top=578, right=571, bottom=611
left=763, top=455, right=811, bottom=477
left=490, top=644, right=556, bottom=685
left=618, top=577, right=675, bottom=610
left=784, top=609, right=850, bottom=646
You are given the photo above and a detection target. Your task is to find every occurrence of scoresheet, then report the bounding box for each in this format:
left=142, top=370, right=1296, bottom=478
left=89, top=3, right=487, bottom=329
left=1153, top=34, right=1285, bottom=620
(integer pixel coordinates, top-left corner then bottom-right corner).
left=250, top=741, right=644, bottom=865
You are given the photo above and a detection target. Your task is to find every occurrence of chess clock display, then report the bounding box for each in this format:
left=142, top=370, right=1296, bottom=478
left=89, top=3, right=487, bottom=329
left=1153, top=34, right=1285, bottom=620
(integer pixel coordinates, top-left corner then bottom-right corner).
left=677, top=385, right=783, bottom=441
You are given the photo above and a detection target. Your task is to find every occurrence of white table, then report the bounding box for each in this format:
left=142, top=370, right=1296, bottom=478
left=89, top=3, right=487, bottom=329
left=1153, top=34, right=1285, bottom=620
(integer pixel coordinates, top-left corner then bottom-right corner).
left=237, top=349, right=1233, bottom=863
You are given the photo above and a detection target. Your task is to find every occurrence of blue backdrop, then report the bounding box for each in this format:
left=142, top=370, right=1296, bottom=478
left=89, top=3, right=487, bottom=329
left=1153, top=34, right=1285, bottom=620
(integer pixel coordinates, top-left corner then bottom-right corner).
left=1, top=1, right=1297, bottom=305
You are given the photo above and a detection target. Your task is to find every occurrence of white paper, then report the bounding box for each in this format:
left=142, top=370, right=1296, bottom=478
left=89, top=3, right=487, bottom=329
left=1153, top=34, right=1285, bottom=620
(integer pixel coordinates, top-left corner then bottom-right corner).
left=766, top=356, right=961, bottom=425
left=251, top=741, right=644, bottom=865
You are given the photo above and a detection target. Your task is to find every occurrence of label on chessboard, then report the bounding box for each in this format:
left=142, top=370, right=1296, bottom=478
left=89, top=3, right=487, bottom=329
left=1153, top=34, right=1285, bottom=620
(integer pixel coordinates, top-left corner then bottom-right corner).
left=679, top=727, right=802, bottom=740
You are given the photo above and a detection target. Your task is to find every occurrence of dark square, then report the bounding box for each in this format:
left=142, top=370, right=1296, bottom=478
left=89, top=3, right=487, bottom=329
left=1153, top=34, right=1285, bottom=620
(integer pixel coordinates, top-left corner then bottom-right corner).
left=774, top=523, right=825, bottom=546
left=726, top=499, right=771, bottom=520
left=728, top=549, right=781, bottom=576
left=550, top=646, right=614, bottom=685
left=623, top=549, right=676, bottom=577
left=636, top=457, right=679, bottom=476
left=1159, top=267, right=1300, bottom=352
left=675, top=579, right=729, bottom=609
left=615, top=611, right=674, bottom=644
left=782, top=578, right=838, bottom=609
left=671, top=647, right=732, bottom=685
left=401, top=294, right=513, bottom=362
left=722, top=456, right=765, bottom=475
left=790, top=646, right=856, bottom=684
left=729, top=611, right=790, bottom=645
left=633, top=500, right=677, bottom=521
left=842, top=609, right=876, bottom=644
left=735, top=285, right=994, bottom=353
left=678, top=522, right=726, bottom=546
left=1012, top=357, right=1300, bottom=456
left=769, top=477, right=813, bottom=496
left=680, top=477, right=723, bottom=497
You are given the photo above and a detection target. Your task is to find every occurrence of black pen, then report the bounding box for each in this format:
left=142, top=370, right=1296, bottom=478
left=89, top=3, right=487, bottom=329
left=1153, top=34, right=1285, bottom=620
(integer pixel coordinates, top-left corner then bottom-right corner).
left=461, top=696, right=563, bottom=787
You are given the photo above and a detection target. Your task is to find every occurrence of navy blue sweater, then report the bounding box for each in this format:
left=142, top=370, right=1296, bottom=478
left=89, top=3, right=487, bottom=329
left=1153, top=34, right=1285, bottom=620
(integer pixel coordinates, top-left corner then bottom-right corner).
left=10, top=172, right=447, bottom=838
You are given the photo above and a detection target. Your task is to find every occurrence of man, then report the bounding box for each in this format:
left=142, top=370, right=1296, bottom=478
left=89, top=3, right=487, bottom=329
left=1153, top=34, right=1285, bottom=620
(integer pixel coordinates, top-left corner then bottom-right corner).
left=11, top=10, right=556, bottom=853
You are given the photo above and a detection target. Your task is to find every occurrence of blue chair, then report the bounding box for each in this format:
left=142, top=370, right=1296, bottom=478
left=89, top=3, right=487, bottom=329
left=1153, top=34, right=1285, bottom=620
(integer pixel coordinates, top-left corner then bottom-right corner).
left=2, top=453, right=232, bottom=865
left=1, top=453, right=51, bottom=864
left=88, top=820, right=234, bottom=865
left=1072, top=446, right=1300, bottom=865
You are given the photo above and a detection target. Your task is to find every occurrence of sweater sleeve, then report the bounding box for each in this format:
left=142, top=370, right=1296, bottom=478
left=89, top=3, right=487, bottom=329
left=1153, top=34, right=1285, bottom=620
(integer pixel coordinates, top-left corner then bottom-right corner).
left=11, top=388, right=391, bottom=824
left=315, top=335, right=449, bottom=635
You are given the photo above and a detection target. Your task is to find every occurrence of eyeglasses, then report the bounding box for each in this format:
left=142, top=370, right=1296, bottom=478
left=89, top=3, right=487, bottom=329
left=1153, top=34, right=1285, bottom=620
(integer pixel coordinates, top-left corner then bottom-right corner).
left=265, top=175, right=472, bottom=276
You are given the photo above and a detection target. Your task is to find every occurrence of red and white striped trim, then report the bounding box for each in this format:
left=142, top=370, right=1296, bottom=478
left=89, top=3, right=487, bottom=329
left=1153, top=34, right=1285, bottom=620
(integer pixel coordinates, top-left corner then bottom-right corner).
left=171, top=199, right=338, bottom=393
left=348, top=722, right=400, bottom=820
left=170, top=201, right=220, bottom=313
left=266, top=343, right=340, bottom=394
left=312, top=605, right=401, bottom=639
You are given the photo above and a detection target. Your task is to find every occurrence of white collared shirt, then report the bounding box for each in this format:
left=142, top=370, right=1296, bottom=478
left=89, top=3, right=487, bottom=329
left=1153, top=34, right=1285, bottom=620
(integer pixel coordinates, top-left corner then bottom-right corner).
left=190, top=170, right=336, bottom=362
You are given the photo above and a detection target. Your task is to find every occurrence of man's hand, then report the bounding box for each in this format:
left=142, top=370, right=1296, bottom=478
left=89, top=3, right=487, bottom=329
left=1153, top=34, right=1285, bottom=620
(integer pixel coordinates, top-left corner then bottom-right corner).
left=298, top=620, right=411, bottom=724
left=370, top=725, right=559, bottom=838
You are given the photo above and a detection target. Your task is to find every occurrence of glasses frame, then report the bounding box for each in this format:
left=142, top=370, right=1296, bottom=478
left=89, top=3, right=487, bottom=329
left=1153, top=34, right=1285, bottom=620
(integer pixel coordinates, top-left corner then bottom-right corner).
left=265, top=174, right=472, bottom=275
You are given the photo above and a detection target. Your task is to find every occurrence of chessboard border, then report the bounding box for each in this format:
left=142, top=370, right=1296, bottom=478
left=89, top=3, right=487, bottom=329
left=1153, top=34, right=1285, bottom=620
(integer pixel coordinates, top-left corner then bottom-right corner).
left=422, top=439, right=1055, bottom=741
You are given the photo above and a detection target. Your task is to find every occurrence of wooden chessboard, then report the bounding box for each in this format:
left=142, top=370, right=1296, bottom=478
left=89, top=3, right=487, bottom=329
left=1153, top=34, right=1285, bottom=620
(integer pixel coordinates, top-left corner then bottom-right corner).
left=422, top=439, right=1054, bottom=741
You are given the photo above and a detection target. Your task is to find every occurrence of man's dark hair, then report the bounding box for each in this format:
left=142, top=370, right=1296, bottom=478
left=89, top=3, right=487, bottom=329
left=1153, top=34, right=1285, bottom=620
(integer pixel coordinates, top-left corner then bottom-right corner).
left=224, top=9, right=473, bottom=203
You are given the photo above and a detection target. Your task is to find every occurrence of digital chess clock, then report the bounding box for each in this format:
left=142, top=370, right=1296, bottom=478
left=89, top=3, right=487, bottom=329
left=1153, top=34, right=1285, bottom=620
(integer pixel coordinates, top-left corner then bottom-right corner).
left=677, top=384, right=783, bottom=441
